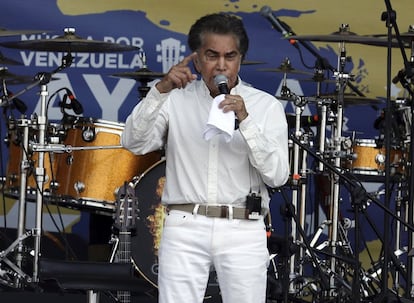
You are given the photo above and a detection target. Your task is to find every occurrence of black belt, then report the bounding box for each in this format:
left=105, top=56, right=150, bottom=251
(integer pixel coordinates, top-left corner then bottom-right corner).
left=167, top=203, right=261, bottom=220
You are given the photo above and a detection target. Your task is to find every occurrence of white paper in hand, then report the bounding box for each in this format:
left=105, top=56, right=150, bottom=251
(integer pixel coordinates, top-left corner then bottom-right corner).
left=203, top=94, right=235, bottom=142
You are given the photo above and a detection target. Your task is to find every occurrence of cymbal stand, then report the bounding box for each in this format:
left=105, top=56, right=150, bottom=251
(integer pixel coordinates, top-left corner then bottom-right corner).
left=0, top=54, right=73, bottom=286
left=287, top=101, right=302, bottom=294
left=14, top=119, right=30, bottom=277
left=1, top=81, right=31, bottom=280
left=325, top=29, right=351, bottom=298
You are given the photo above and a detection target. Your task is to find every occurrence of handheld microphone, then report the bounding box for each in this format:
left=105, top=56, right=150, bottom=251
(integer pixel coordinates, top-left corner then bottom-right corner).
left=260, top=6, right=298, bottom=47
left=64, top=88, right=83, bottom=115
left=214, top=74, right=239, bottom=129
left=214, top=74, right=229, bottom=95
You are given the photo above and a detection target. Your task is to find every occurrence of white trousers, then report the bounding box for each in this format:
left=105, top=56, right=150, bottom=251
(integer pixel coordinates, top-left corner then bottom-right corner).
left=158, top=209, right=269, bottom=303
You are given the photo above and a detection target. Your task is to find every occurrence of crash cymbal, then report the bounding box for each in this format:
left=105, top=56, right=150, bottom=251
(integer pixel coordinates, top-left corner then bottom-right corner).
left=111, top=67, right=165, bottom=81
left=0, top=27, right=49, bottom=37
left=0, top=28, right=138, bottom=53
left=311, top=93, right=384, bottom=106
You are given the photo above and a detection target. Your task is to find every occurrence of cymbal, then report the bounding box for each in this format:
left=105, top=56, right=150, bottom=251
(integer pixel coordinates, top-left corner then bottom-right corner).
left=111, top=68, right=165, bottom=81
left=311, top=93, right=384, bottom=106
left=300, top=77, right=336, bottom=83
left=288, top=32, right=402, bottom=47
left=0, top=53, right=23, bottom=66
left=241, top=60, right=265, bottom=65
left=0, top=68, right=33, bottom=84
left=0, top=27, right=49, bottom=37
left=0, top=29, right=139, bottom=53
left=258, top=66, right=313, bottom=75
left=372, top=31, right=414, bottom=45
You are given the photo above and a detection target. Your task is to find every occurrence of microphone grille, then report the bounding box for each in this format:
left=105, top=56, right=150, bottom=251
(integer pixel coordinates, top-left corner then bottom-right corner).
left=260, top=5, right=271, bottom=16
left=214, top=74, right=228, bottom=87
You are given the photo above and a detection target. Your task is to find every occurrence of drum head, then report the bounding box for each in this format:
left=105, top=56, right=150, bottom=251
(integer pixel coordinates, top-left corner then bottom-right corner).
left=131, top=160, right=166, bottom=287
left=131, top=160, right=221, bottom=301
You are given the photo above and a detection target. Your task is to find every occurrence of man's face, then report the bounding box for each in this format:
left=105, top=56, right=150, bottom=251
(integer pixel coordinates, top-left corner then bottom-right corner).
left=193, top=33, right=242, bottom=97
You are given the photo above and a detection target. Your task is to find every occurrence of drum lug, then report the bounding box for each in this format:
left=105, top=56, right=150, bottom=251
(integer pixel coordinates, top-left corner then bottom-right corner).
left=375, top=153, right=386, bottom=165
left=74, top=181, right=85, bottom=194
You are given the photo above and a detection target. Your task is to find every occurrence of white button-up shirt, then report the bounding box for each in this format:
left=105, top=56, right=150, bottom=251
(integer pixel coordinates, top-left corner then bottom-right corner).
left=121, top=78, right=289, bottom=210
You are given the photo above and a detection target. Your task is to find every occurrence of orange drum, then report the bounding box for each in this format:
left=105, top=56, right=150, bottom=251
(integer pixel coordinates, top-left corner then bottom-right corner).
left=4, top=122, right=61, bottom=200
left=345, top=139, right=407, bottom=176
left=55, top=119, right=162, bottom=212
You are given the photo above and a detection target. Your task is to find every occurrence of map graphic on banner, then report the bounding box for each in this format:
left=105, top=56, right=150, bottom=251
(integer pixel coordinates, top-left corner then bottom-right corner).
left=0, top=0, right=413, bottom=246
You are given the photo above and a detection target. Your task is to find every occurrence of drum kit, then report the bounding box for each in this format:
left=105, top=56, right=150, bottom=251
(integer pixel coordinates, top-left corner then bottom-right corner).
left=0, top=16, right=412, bottom=302
left=262, top=21, right=414, bottom=302
left=0, top=27, right=166, bottom=291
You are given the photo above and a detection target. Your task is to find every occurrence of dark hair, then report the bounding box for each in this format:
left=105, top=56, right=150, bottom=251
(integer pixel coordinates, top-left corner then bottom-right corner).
left=187, top=13, right=249, bottom=60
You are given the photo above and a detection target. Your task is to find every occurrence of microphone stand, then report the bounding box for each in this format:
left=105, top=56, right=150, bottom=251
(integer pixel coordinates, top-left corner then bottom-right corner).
left=380, top=2, right=414, bottom=301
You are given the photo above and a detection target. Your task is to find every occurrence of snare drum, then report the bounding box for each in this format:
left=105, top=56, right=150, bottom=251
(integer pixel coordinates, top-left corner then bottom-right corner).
left=55, top=119, right=161, bottom=212
left=345, top=138, right=407, bottom=176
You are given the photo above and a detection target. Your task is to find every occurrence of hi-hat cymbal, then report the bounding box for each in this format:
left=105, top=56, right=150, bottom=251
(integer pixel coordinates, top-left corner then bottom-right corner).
left=311, top=93, right=384, bottom=106
left=111, top=68, right=165, bottom=82
left=0, top=28, right=139, bottom=53
left=0, top=27, right=49, bottom=37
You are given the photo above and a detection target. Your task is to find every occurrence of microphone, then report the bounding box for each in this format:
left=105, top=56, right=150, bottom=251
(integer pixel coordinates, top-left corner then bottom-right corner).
left=392, top=69, right=406, bottom=84
left=260, top=6, right=298, bottom=47
left=64, top=88, right=83, bottom=115
left=214, top=74, right=229, bottom=95
left=286, top=114, right=320, bottom=128
left=6, top=90, right=27, bottom=114
left=214, top=74, right=239, bottom=129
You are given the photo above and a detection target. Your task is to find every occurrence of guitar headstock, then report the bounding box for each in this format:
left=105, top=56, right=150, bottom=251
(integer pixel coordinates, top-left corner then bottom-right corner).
left=113, top=182, right=138, bottom=232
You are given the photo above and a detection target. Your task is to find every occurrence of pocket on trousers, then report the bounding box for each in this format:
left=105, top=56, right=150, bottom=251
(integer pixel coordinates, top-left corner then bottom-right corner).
left=164, top=210, right=191, bottom=227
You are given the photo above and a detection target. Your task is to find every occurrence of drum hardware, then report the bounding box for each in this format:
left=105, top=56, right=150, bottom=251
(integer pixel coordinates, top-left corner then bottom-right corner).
left=290, top=131, right=414, bottom=301
left=0, top=37, right=87, bottom=285
left=275, top=186, right=330, bottom=299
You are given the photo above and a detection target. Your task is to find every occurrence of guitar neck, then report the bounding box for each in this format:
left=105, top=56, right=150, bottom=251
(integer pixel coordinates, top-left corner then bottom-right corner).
left=117, top=231, right=131, bottom=302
